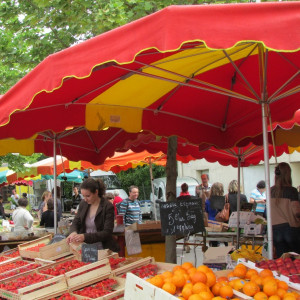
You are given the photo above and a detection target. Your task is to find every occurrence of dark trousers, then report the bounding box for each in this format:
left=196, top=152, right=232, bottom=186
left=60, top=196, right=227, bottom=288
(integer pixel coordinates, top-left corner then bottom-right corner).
left=273, top=224, right=300, bottom=258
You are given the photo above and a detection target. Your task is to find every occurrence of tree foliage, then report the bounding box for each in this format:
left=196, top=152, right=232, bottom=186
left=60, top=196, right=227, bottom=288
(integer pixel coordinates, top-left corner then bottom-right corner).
left=0, top=153, right=46, bottom=172
left=0, top=0, right=274, bottom=94
left=116, top=164, right=166, bottom=199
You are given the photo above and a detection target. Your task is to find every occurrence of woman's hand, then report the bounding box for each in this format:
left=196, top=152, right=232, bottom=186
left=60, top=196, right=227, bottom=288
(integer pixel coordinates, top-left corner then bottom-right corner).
left=67, top=232, right=84, bottom=244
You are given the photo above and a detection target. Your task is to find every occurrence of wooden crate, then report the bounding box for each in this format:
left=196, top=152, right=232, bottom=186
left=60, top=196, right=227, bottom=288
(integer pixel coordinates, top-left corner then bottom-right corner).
left=70, top=275, right=125, bottom=300
left=18, top=235, right=72, bottom=260
left=127, top=221, right=161, bottom=232
left=207, top=220, right=229, bottom=232
left=124, top=272, right=176, bottom=300
left=64, top=258, right=112, bottom=290
left=0, top=274, right=68, bottom=300
left=0, top=248, right=20, bottom=260
left=112, top=256, right=155, bottom=277
left=69, top=242, right=118, bottom=262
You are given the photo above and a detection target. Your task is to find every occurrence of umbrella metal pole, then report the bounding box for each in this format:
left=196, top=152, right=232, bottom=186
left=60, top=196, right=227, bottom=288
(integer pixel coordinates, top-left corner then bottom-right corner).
left=262, top=102, right=273, bottom=259
left=149, top=159, right=156, bottom=220
left=237, top=156, right=241, bottom=248
left=53, top=137, right=57, bottom=235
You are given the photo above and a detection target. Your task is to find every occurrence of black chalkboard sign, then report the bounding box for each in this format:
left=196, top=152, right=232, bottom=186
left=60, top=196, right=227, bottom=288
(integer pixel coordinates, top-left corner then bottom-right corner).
left=159, top=199, right=205, bottom=236
left=81, top=244, right=98, bottom=263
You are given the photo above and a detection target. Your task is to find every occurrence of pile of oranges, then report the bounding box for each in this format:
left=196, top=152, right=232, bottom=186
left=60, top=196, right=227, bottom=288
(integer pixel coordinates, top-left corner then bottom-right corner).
left=146, top=262, right=300, bottom=300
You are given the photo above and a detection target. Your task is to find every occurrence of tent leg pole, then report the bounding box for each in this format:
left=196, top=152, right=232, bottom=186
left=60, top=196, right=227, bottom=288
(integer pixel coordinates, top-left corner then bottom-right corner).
left=262, top=102, right=273, bottom=259
left=237, top=156, right=241, bottom=248
left=53, top=137, right=57, bottom=235
left=149, top=159, right=156, bottom=220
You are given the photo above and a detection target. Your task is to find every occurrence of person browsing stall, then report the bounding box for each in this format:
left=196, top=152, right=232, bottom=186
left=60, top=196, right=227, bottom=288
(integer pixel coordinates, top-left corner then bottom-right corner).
left=118, top=185, right=142, bottom=226
left=195, top=174, right=212, bottom=199
left=40, top=198, right=60, bottom=228
left=249, top=180, right=266, bottom=215
left=271, top=162, right=300, bottom=257
left=66, top=178, right=119, bottom=252
left=12, top=198, right=34, bottom=231
left=38, top=190, right=52, bottom=220
left=72, top=186, right=82, bottom=209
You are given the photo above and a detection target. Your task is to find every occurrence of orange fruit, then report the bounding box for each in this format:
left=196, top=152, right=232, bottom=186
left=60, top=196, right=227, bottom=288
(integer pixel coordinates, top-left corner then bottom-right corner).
left=246, top=269, right=259, bottom=279
left=233, top=266, right=247, bottom=278
left=243, top=281, right=260, bottom=296
left=198, top=291, right=214, bottom=300
left=178, top=297, right=185, bottom=300
left=217, top=276, right=229, bottom=283
left=182, top=286, right=193, bottom=300
left=283, top=293, right=297, bottom=300
left=212, top=282, right=222, bottom=296
left=219, top=285, right=233, bottom=299
left=191, top=271, right=207, bottom=284
left=188, top=267, right=197, bottom=276
left=233, top=279, right=246, bottom=292
left=162, top=282, right=176, bottom=295
left=206, top=272, right=216, bottom=288
left=263, top=280, right=278, bottom=296
left=197, top=265, right=211, bottom=273
left=184, top=282, right=193, bottom=290
left=254, top=292, right=269, bottom=300
left=173, top=265, right=186, bottom=273
left=260, top=269, right=274, bottom=278
left=236, top=263, right=248, bottom=271
left=182, top=262, right=194, bottom=271
left=161, top=271, right=173, bottom=279
left=192, top=282, right=209, bottom=294
left=227, top=271, right=235, bottom=279
left=262, top=276, right=277, bottom=285
left=188, top=295, right=202, bottom=300
left=269, top=296, right=281, bottom=300
left=277, top=288, right=287, bottom=298
left=251, top=275, right=263, bottom=287
left=174, top=268, right=188, bottom=276
left=277, top=280, right=289, bottom=291
left=172, top=274, right=186, bottom=288
left=212, top=297, right=227, bottom=300
left=229, top=278, right=238, bottom=288
left=151, top=275, right=164, bottom=288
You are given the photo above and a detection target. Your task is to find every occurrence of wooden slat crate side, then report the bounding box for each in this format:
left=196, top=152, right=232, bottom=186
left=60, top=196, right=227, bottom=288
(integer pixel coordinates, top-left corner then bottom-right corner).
left=70, top=276, right=125, bottom=300
left=156, top=262, right=176, bottom=273
left=0, top=275, right=67, bottom=300
left=112, top=256, right=155, bottom=277
left=39, top=239, right=72, bottom=260
left=0, top=261, right=46, bottom=283
left=35, top=255, right=76, bottom=274
left=0, top=248, right=19, bottom=258
left=65, top=259, right=112, bottom=290
left=0, top=257, right=20, bottom=267
left=18, top=235, right=53, bottom=260
left=18, top=275, right=68, bottom=300
left=34, top=257, right=55, bottom=266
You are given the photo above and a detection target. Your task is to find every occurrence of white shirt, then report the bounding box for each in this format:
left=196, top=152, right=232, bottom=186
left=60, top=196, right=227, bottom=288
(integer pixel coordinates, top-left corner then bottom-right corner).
left=12, top=207, right=34, bottom=232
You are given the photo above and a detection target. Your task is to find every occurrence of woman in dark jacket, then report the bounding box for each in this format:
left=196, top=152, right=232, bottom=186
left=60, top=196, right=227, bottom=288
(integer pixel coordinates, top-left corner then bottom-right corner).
left=66, top=178, right=119, bottom=252
left=227, top=180, right=248, bottom=215
left=40, top=199, right=59, bottom=228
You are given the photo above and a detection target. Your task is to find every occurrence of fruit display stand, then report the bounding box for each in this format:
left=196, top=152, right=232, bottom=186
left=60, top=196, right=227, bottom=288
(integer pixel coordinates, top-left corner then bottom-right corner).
left=0, top=274, right=68, bottom=300
left=0, top=248, right=20, bottom=260
left=68, top=274, right=125, bottom=300
left=18, top=235, right=72, bottom=260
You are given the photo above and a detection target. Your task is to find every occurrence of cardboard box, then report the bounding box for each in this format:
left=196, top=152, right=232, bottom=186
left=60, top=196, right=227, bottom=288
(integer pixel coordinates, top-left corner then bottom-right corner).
left=228, top=212, right=253, bottom=228
left=203, top=246, right=234, bottom=265
left=207, top=220, right=229, bottom=232
left=243, top=224, right=263, bottom=235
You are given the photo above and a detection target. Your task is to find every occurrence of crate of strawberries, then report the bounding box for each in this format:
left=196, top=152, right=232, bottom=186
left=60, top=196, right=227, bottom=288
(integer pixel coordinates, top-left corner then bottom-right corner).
left=0, top=273, right=68, bottom=300
left=18, top=234, right=72, bottom=260
left=37, top=256, right=112, bottom=290
left=68, top=275, right=125, bottom=300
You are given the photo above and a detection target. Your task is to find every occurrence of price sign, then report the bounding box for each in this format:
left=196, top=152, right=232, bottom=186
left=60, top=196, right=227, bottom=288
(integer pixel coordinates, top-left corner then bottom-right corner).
left=159, top=199, right=204, bottom=236
left=81, top=244, right=98, bottom=263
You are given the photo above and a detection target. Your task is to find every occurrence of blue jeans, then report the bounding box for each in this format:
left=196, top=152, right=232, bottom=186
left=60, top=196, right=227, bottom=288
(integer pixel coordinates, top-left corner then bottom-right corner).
left=273, top=224, right=300, bottom=258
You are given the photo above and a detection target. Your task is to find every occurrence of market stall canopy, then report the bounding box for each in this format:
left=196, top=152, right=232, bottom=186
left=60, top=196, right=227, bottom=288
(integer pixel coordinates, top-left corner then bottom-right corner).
left=0, top=3, right=299, bottom=149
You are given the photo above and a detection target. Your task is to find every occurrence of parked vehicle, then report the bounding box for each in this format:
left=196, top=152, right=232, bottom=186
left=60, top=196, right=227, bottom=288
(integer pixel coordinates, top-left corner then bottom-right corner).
left=139, top=200, right=153, bottom=219
left=90, top=170, right=128, bottom=199
left=150, top=176, right=199, bottom=220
